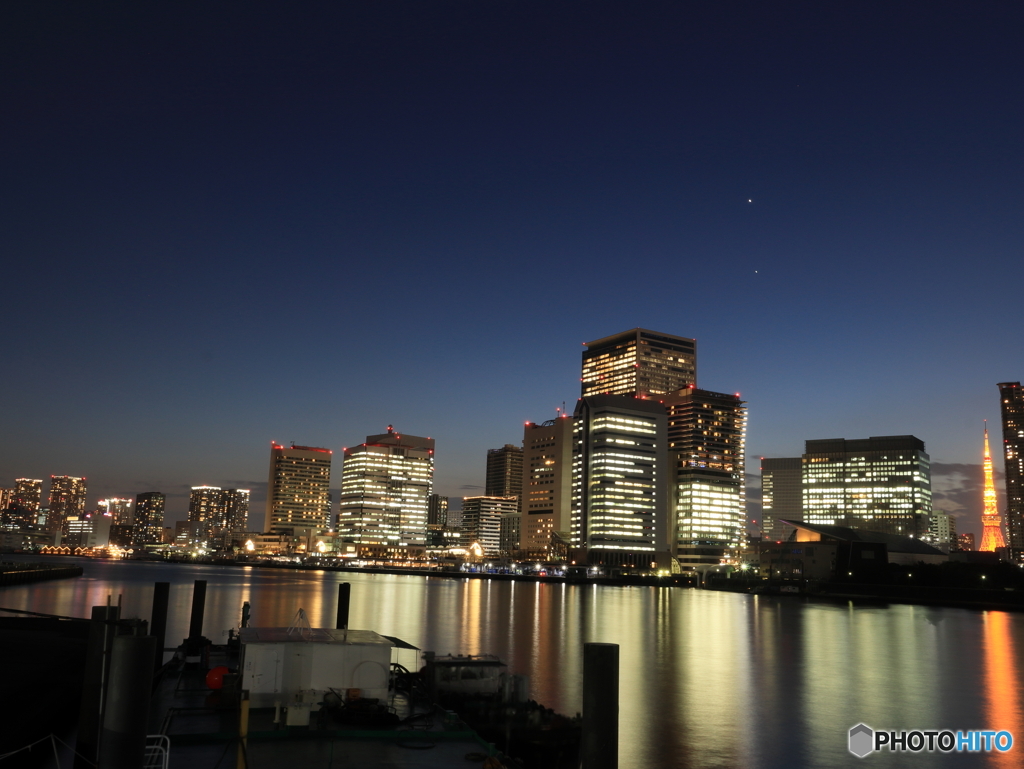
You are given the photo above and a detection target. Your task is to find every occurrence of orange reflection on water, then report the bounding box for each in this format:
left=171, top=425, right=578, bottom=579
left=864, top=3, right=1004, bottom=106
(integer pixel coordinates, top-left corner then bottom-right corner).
left=983, top=611, right=1023, bottom=764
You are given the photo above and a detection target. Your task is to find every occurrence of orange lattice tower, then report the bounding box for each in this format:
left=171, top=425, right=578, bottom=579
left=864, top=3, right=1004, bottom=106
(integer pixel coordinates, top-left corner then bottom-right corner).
left=979, top=422, right=1007, bottom=552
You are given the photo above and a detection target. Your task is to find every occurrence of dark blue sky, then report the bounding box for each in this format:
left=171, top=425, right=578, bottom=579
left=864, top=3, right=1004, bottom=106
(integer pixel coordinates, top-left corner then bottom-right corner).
left=3, top=2, right=1022, bottom=534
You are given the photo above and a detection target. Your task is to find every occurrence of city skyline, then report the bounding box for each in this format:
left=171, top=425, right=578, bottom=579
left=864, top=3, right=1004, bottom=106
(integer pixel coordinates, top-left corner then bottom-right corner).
left=2, top=4, right=1022, bottom=538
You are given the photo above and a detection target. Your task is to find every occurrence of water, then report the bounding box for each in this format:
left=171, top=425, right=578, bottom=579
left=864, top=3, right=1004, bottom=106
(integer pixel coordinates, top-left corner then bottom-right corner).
left=3, top=557, right=1023, bottom=768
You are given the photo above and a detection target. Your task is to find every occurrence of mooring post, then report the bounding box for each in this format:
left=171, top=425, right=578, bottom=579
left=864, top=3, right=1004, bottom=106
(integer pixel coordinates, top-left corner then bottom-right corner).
left=582, top=642, right=619, bottom=769
left=98, top=634, right=157, bottom=769
left=151, top=582, right=170, bottom=670
left=188, top=579, right=207, bottom=639
left=336, top=582, right=351, bottom=629
left=74, top=605, right=119, bottom=769
left=236, top=690, right=250, bottom=769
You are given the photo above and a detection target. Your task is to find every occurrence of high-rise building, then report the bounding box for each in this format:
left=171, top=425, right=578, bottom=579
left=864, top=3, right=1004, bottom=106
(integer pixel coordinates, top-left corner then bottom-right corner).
left=571, top=395, right=670, bottom=566
left=461, top=496, right=518, bottom=557
left=662, top=388, right=747, bottom=567
left=222, top=489, right=251, bottom=534
left=13, top=479, right=43, bottom=519
left=338, top=427, right=433, bottom=547
left=979, top=425, right=1007, bottom=552
left=760, top=458, right=802, bottom=540
left=958, top=532, right=976, bottom=552
left=133, top=492, right=166, bottom=546
left=998, top=382, right=1024, bottom=558
left=521, top=415, right=574, bottom=557
left=486, top=445, right=523, bottom=498
left=925, top=511, right=958, bottom=552
left=188, top=486, right=224, bottom=543
left=427, top=494, right=449, bottom=548
left=581, top=328, right=696, bottom=398
left=48, top=476, right=87, bottom=535
left=802, top=436, right=932, bottom=537
left=265, top=443, right=333, bottom=534
left=98, top=498, right=133, bottom=525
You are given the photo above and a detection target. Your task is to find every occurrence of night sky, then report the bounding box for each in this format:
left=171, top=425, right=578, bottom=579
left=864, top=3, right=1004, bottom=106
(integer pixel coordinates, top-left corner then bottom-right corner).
left=3, top=2, right=1022, bottom=536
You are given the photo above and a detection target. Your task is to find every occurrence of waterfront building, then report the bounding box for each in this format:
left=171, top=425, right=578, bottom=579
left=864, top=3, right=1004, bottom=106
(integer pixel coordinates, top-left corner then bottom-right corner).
left=98, top=497, right=133, bottom=525
left=979, top=425, right=1007, bottom=552
left=581, top=328, right=696, bottom=398
left=486, top=444, right=523, bottom=498
left=66, top=513, right=110, bottom=548
left=760, top=457, right=802, bottom=541
left=133, top=492, right=166, bottom=546
left=223, top=488, right=251, bottom=534
left=521, top=415, right=574, bottom=557
left=13, top=479, right=43, bottom=522
left=265, top=443, right=333, bottom=535
left=570, top=395, right=670, bottom=567
left=998, top=382, right=1024, bottom=559
left=426, top=494, right=448, bottom=548
left=801, top=436, right=931, bottom=537
left=188, top=486, right=224, bottom=543
left=663, top=387, right=747, bottom=567
left=461, top=496, right=518, bottom=557
left=499, top=509, right=521, bottom=556
left=0, top=487, right=13, bottom=522
left=338, top=427, right=433, bottom=547
left=48, top=476, right=87, bottom=535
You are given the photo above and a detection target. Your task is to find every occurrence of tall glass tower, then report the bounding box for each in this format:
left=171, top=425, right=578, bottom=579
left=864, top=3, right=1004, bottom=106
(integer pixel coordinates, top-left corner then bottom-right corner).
left=998, top=382, right=1024, bottom=559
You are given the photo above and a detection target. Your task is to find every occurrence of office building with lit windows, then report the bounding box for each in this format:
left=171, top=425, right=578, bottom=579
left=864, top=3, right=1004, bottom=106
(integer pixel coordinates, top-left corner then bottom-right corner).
left=761, top=457, right=802, bottom=540
left=133, top=492, right=166, bottom=545
left=571, top=395, right=670, bottom=567
left=581, top=328, right=696, bottom=398
left=265, top=443, right=333, bottom=534
left=998, top=382, right=1024, bottom=559
left=461, top=496, right=518, bottom=557
left=338, top=427, right=433, bottom=547
left=802, top=436, right=931, bottom=537
left=521, top=415, right=574, bottom=557
left=662, top=388, right=747, bottom=566
left=98, top=497, right=133, bottom=525
left=48, top=476, right=87, bottom=535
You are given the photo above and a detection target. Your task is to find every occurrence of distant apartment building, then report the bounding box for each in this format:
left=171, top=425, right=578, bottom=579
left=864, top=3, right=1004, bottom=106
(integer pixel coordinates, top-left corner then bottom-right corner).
left=188, top=486, right=224, bottom=543
left=48, top=476, right=87, bottom=535
left=998, top=382, right=1024, bottom=559
left=338, top=427, right=433, bottom=547
left=521, top=415, right=574, bottom=557
left=926, top=511, right=958, bottom=551
left=265, top=443, right=332, bottom=535
left=13, top=479, right=43, bottom=523
left=98, top=497, right=133, bottom=525
left=461, top=496, right=518, bottom=557
left=571, top=395, right=670, bottom=567
left=761, top=458, right=802, bottom=540
left=222, top=488, right=251, bottom=534
left=133, top=492, right=166, bottom=546
left=802, top=436, right=932, bottom=537
left=581, top=328, right=696, bottom=398
left=663, top=388, right=747, bottom=567
left=958, top=532, right=976, bottom=551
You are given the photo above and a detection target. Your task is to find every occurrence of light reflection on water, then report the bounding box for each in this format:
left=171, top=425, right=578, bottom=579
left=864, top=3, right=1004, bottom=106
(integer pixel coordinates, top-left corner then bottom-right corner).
left=4, top=558, right=1024, bottom=768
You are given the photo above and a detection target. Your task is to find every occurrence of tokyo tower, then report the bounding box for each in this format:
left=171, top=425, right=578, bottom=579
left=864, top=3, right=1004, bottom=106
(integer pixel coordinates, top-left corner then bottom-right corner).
left=979, top=422, right=1007, bottom=552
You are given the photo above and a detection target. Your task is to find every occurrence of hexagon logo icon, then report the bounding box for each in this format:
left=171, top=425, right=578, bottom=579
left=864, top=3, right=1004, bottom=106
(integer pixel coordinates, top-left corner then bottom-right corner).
left=849, top=723, right=874, bottom=758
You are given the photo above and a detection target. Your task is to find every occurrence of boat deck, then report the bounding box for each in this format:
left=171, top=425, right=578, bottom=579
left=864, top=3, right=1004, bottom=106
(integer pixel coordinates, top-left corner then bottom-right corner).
left=150, top=647, right=503, bottom=769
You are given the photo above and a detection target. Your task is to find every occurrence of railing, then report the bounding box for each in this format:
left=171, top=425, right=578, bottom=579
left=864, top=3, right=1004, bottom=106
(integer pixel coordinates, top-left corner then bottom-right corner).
left=143, top=735, right=170, bottom=769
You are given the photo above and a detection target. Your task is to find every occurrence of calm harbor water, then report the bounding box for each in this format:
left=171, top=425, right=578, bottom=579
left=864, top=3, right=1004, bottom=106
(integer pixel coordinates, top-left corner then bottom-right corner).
left=3, top=557, right=1023, bottom=768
